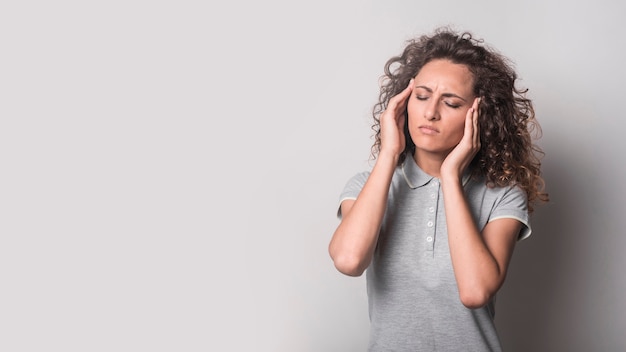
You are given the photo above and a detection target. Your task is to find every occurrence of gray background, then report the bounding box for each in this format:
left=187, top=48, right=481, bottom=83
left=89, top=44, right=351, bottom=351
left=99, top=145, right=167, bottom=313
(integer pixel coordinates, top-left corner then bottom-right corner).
left=2, top=1, right=625, bottom=351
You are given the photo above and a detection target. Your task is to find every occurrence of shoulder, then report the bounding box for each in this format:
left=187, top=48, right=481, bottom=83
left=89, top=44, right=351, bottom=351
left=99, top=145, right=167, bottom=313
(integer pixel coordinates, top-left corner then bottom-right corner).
left=465, top=177, right=527, bottom=203
left=340, top=164, right=406, bottom=196
left=466, top=178, right=531, bottom=240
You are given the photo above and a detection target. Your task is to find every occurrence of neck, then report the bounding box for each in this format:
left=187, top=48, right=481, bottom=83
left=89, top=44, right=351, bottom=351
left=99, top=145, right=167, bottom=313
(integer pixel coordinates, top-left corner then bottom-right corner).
left=412, top=150, right=446, bottom=178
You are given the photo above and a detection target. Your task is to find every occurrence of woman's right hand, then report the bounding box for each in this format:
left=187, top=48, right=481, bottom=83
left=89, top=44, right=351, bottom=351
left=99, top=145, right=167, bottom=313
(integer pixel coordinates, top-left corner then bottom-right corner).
left=329, top=80, right=414, bottom=277
left=379, top=79, right=414, bottom=158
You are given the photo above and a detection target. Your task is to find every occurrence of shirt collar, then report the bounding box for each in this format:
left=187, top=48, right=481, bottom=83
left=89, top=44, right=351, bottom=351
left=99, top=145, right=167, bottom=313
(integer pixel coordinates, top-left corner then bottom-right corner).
left=402, top=156, right=434, bottom=189
left=401, top=156, right=472, bottom=189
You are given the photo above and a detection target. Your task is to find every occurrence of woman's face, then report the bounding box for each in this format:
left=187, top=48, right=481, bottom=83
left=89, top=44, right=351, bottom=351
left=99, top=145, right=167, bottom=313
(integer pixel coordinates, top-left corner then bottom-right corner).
left=407, top=59, right=476, bottom=157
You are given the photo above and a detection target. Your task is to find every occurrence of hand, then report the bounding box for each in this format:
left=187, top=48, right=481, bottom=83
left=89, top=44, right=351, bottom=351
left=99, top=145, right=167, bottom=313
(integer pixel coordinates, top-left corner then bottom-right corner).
left=379, top=79, right=414, bottom=158
left=441, top=97, right=481, bottom=180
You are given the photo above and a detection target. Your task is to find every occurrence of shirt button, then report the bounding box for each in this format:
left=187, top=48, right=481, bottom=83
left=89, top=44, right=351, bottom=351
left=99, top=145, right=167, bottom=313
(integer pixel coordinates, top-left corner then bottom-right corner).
left=426, top=236, right=433, bottom=242
left=429, top=207, right=435, bottom=213
left=427, top=221, right=433, bottom=227
left=430, top=194, right=436, bottom=199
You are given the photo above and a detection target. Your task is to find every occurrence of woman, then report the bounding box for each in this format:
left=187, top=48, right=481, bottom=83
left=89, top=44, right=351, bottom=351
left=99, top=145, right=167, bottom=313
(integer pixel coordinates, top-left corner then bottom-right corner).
left=328, top=27, right=548, bottom=351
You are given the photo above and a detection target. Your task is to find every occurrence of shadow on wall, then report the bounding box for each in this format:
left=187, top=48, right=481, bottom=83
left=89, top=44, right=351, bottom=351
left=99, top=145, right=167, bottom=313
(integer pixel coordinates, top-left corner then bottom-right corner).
left=495, top=143, right=598, bottom=352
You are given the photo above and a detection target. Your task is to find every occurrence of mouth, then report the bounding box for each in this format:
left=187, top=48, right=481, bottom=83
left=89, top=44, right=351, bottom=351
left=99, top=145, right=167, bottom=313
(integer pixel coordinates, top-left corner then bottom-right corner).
left=418, top=125, right=439, bottom=135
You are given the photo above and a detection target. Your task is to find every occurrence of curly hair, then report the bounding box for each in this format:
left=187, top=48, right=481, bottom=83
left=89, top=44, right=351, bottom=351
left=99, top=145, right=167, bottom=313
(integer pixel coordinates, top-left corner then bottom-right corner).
left=371, top=27, right=548, bottom=212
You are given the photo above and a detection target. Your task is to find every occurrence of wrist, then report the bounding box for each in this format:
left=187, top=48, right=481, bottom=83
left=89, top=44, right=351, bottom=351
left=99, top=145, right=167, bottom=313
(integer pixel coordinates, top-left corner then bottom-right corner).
left=440, top=173, right=463, bottom=189
left=377, top=150, right=401, bottom=167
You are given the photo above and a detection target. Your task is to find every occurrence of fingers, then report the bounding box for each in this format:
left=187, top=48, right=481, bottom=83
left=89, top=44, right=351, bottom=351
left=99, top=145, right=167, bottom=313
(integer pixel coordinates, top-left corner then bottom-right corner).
left=379, top=79, right=413, bottom=156
left=388, top=79, right=414, bottom=111
left=464, top=103, right=475, bottom=141
left=463, top=97, right=481, bottom=149
left=396, top=113, right=406, bottom=131
left=380, top=78, right=414, bottom=127
left=441, top=97, right=482, bottom=177
left=473, top=97, right=481, bottom=147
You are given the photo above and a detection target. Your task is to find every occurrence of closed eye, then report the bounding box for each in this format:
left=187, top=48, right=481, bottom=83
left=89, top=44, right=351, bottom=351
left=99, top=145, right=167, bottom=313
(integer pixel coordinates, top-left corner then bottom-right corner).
left=445, top=101, right=462, bottom=109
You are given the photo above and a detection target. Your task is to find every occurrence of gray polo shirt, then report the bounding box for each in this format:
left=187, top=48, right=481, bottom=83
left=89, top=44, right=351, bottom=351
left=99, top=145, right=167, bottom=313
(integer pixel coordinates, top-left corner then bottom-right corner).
left=338, top=156, right=530, bottom=352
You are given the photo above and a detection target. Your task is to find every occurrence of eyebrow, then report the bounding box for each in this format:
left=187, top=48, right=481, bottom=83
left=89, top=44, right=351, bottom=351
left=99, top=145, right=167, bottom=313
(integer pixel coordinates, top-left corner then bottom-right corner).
left=414, top=85, right=468, bottom=102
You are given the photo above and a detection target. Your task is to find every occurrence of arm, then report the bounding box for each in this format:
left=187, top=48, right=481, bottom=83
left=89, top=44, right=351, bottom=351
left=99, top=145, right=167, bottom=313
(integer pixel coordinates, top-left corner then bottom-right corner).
left=440, top=98, right=522, bottom=308
left=328, top=80, right=414, bottom=277
left=442, top=180, right=521, bottom=308
left=329, top=153, right=397, bottom=276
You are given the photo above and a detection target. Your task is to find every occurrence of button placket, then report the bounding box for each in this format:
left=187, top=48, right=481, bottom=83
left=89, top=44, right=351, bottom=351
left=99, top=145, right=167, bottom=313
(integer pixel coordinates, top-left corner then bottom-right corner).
left=425, top=180, right=439, bottom=251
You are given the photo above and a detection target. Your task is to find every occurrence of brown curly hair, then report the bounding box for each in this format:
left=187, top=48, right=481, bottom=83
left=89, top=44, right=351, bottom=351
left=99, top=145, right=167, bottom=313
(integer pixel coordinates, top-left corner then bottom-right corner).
left=371, top=27, right=548, bottom=212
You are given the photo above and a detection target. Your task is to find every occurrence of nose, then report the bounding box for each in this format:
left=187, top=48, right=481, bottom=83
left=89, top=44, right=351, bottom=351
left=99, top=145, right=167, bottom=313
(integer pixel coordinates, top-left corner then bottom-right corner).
left=424, top=100, right=440, bottom=121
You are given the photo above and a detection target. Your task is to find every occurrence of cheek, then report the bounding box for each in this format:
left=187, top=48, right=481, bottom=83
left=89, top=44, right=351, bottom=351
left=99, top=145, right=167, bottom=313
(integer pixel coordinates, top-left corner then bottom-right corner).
left=406, top=98, right=422, bottom=124
left=406, top=98, right=416, bottom=115
left=448, top=115, right=467, bottom=142
left=405, top=103, right=420, bottom=135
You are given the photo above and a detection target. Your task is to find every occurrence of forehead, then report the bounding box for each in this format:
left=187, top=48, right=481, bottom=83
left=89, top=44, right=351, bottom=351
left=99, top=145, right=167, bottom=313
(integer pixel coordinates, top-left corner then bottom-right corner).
left=414, top=59, right=474, bottom=94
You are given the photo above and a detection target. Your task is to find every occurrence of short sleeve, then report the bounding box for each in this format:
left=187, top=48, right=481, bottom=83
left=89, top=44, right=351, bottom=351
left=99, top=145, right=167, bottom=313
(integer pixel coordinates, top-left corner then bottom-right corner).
left=336, top=171, right=370, bottom=219
left=489, top=185, right=532, bottom=241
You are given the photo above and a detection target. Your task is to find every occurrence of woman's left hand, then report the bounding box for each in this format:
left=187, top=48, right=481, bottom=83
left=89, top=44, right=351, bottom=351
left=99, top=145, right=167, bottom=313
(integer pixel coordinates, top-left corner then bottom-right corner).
left=441, top=97, right=481, bottom=180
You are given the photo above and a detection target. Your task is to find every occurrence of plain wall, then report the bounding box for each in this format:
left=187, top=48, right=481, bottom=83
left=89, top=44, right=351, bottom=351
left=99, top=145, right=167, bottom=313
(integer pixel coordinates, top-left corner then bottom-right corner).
left=2, top=1, right=625, bottom=351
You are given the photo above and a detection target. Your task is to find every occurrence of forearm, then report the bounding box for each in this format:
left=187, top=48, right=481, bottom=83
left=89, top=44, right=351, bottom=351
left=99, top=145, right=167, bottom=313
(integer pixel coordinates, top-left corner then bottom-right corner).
left=329, top=153, right=398, bottom=276
left=441, top=177, right=502, bottom=307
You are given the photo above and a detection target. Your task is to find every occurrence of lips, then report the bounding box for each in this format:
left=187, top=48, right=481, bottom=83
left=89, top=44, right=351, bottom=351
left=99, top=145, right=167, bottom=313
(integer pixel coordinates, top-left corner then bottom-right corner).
left=418, top=125, right=439, bottom=134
